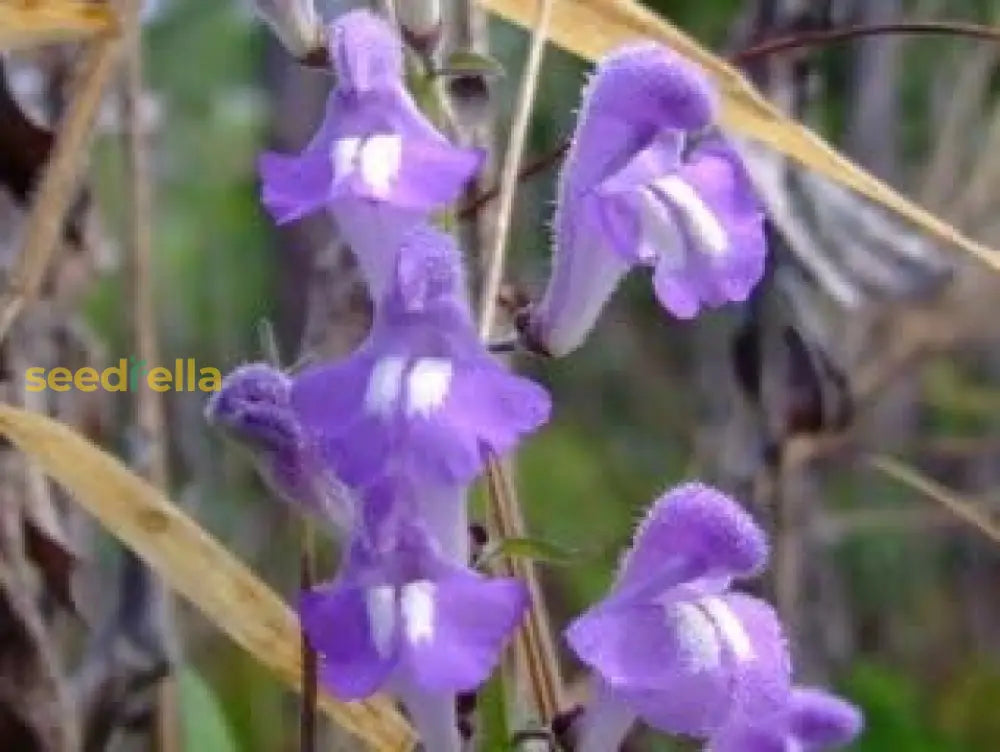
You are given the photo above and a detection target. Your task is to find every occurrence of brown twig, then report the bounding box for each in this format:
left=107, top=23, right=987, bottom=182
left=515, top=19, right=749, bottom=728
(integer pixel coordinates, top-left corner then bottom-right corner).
left=478, top=0, right=555, bottom=336
left=734, top=21, right=1000, bottom=64
left=483, top=459, right=562, bottom=722
left=458, top=139, right=569, bottom=219
left=299, top=522, right=317, bottom=752
left=120, top=6, right=177, bottom=751
left=868, top=455, right=1000, bottom=548
left=476, top=0, right=564, bottom=725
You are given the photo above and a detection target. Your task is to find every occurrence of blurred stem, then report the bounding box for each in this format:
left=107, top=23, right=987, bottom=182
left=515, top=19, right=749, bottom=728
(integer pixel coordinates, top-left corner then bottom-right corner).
left=868, top=455, right=1000, bottom=547
left=476, top=0, right=553, bottom=337
left=475, top=0, right=564, bottom=726
left=121, top=3, right=177, bottom=750
left=734, top=20, right=1000, bottom=64
left=299, top=520, right=318, bottom=752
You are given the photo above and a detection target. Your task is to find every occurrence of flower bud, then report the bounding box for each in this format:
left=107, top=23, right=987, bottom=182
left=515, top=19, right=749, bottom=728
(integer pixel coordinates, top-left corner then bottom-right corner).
left=252, top=0, right=323, bottom=61
left=395, top=0, right=442, bottom=50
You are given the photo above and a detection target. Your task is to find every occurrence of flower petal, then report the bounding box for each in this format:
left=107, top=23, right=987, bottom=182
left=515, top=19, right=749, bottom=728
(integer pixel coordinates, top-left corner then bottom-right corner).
left=566, top=593, right=773, bottom=738
left=291, top=350, right=398, bottom=488
left=258, top=150, right=334, bottom=224
left=401, top=569, right=528, bottom=691
left=616, top=482, right=767, bottom=599
left=597, top=131, right=683, bottom=200
left=299, top=582, right=396, bottom=700
left=393, top=681, right=463, bottom=752
left=584, top=42, right=716, bottom=134
left=387, top=139, right=483, bottom=210
left=788, top=687, right=863, bottom=749
left=327, top=10, right=404, bottom=94
left=721, top=593, right=792, bottom=720
left=528, top=208, right=632, bottom=357
left=333, top=199, right=423, bottom=302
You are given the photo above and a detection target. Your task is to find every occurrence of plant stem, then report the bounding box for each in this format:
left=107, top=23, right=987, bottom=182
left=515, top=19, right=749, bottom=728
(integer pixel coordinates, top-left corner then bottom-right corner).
left=474, top=0, right=564, bottom=726
left=299, top=521, right=318, bottom=752
left=477, top=0, right=555, bottom=337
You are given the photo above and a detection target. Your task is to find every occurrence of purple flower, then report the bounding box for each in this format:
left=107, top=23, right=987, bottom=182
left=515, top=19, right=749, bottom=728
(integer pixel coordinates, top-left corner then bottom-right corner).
left=290, top=225, right=551, bottom=489
left=258, top=9, right=483, bottom=301
left=708, top=686, right=863, bottom=752
left=205, top=363, right=354, bottom=531
left=299, top=497, right=528, bottom=701
left=565, top=483, right=790, bottom=749
left=525, top=44, right=766, bottom=356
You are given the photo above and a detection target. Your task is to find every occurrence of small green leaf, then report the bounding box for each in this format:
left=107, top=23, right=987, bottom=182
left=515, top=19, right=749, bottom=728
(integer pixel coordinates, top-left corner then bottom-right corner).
left=479, top=670, right=511, bottom=752
left=479, top=536, right=578, bottom=569
left=179, top=667, right=239, bottom=752
left=440, top=50, right=505, bottom=79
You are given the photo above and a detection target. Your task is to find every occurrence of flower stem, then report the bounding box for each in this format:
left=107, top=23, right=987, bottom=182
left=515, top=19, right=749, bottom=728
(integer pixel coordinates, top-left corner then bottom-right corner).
left=475, top=0, right=565, bottom=726
left=299, top=519, right=317, bottom=752
left=477, top=0, right=555, bottom=337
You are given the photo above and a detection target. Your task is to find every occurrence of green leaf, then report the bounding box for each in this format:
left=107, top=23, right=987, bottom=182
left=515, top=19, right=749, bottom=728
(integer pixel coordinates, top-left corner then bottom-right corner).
left=179, top=667, right=239, bottom=752
left=479, top=536, right=578, bottom=569
left=440, top=50, right=506, bottom=78
left=478, top=670, right=511, bottom=752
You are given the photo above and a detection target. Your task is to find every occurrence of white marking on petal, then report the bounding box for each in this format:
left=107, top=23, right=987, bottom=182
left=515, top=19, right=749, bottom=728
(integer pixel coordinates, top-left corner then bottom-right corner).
left=365, top=356, right=406, bottom=417
left=332, top=136, right=363, bottom=179
left=360, top=134, right=403, bottom=198
left=406, top=358, right=453, bottom=417
left=365, top=585, right=397, bottom=657
left=401, top=580, right=436, bottom=645
left=636, top=187, right=683, bottom=267
left=654, top=175, right=728, bottom=257
left=700, top=596, right=754, bottom=663
left=663, top=601, right=722, bottom=672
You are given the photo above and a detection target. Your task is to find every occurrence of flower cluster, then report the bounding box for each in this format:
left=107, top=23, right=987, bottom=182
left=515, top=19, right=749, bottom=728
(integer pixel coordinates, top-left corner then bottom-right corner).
left=206, top=6, right=863, bottom=751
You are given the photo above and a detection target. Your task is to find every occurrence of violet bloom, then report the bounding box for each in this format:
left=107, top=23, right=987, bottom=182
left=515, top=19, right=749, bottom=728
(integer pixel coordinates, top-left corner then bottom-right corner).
left=291, top=224, right=551, bottom=490
left=708, top=686, right=863, bottom=752
left=258, top=9, right=482, bottom=301
left=525, top=44, right=766, bottom=356
left=205, top=363, right=353, bottom=531
left=300, top=499, right=527, bottom=751
left=565, top=483, right=790, bottom=751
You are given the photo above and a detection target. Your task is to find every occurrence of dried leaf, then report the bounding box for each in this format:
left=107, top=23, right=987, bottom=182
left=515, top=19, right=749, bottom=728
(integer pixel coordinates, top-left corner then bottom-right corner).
left=483, top=0, right=1000, bottom=271
left=0, top=1, right=117, bottom=50
left=0, top=404, right=415, bottom=752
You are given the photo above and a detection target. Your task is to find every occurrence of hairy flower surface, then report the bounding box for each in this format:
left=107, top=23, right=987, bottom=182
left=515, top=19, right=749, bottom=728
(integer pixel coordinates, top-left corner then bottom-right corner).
left=258, top=9, right=482, bottom=301
left=527, top=43, right=766, bottom=356
left=708, top=686, right=863, bottom=752
left=205, top=363, right=354, bottom=530
left=566, top=483, right=790, bottom=749
left=291, top=225, right=551, bottom=489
